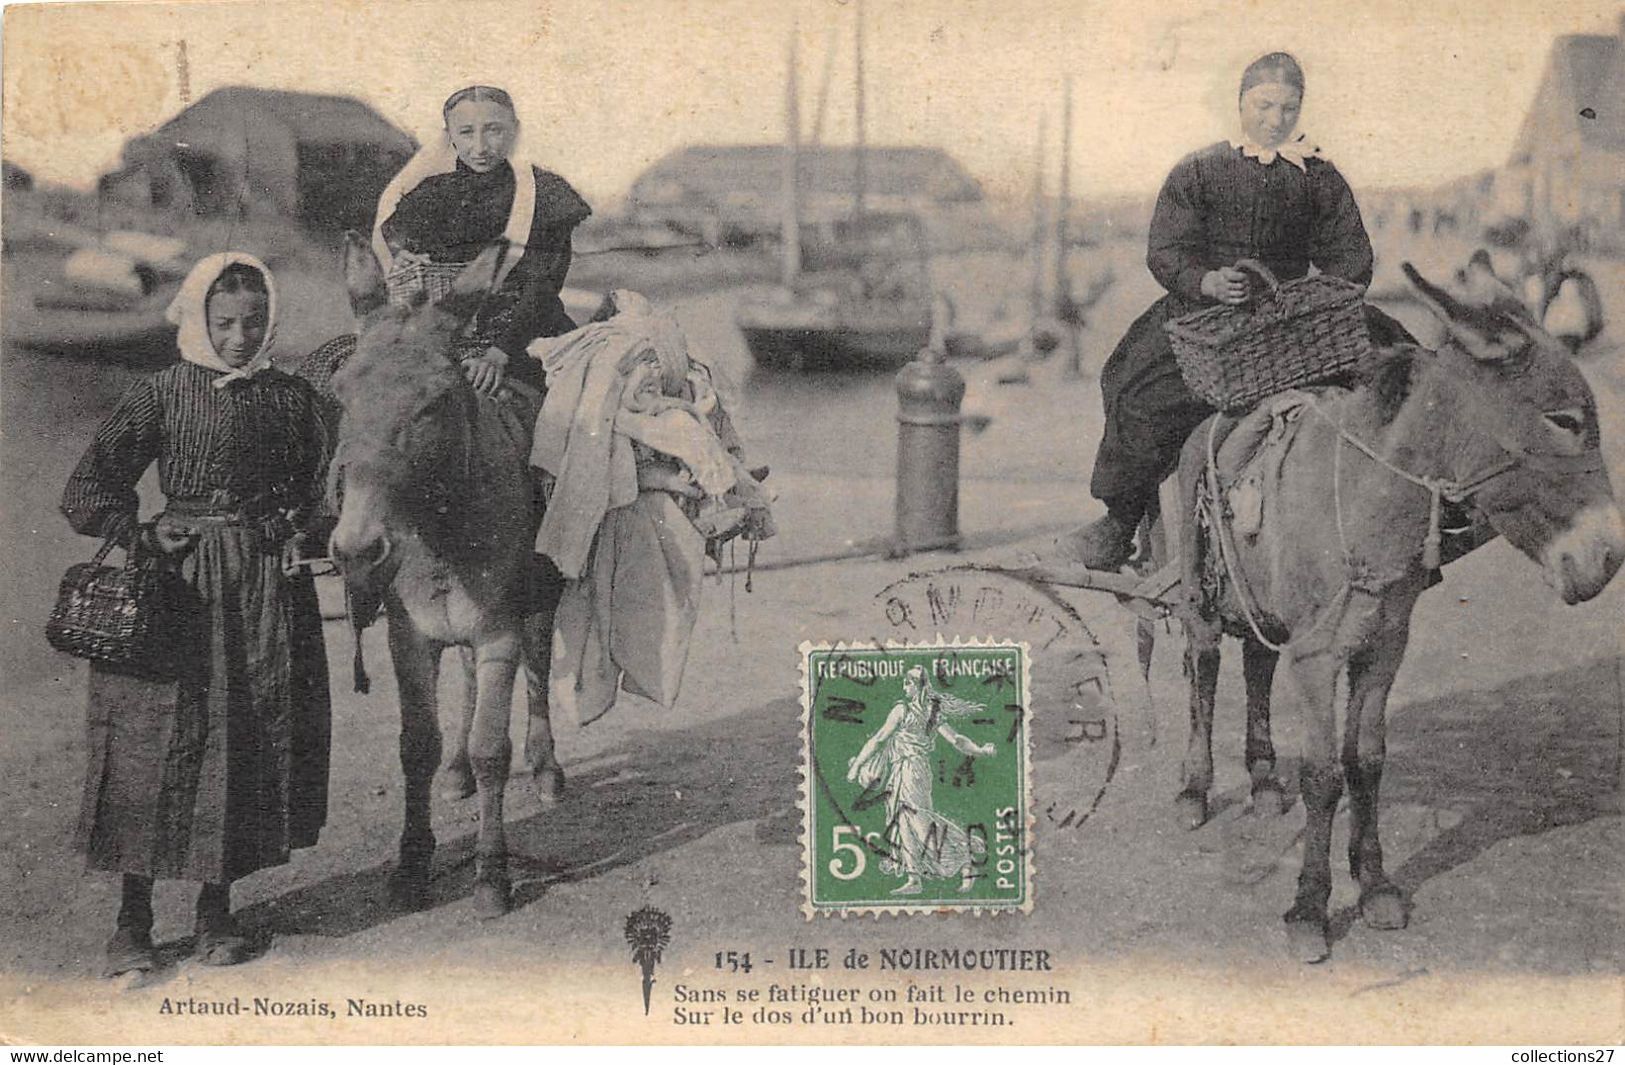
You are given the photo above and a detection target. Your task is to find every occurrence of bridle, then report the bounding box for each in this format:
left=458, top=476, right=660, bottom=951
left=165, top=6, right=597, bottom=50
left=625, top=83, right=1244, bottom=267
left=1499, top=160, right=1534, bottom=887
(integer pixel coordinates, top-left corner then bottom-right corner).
left=1202, top=378, right=1605, bottom=656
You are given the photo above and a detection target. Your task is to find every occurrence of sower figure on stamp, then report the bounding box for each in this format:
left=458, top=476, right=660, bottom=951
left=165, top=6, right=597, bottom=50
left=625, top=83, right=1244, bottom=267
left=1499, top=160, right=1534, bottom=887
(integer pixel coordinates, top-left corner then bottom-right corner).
left=61, top=255, right=332, bottom=977
left=846, top=667, right=993, bottom=896
left=1055, top=52, right=1413, bottom=570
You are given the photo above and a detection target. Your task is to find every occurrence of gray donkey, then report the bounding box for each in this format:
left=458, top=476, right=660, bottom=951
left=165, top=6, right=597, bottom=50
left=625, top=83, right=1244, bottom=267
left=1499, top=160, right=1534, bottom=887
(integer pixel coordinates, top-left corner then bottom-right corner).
left=1173, top=261, right=1623, bottom=962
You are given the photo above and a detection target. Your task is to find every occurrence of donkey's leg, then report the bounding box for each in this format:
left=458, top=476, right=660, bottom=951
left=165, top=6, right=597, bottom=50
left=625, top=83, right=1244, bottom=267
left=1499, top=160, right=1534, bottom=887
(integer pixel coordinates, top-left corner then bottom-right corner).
left=1135, top=501, right=1166, bottom=683
left=386, top=612, right=442, bottom=912
left=521, top=559, right=565, bottom=802
left=1279, top=651, right=1346, bottom=963
left=1344, top=622, right=1410, bottom=931
left=468, top=630, right=522, bottom=920
left=1241, top=637, right=1286, bottom=815
left=437, top=648, right=478, bottom=802
left=1176, top=616, right=1221, bottom=829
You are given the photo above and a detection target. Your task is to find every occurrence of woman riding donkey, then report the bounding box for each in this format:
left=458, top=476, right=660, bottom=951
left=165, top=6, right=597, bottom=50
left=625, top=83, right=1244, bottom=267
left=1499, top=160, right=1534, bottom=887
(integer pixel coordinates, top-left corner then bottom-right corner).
left=1058, top=52, right=1413, bottom=570
left=374, top=83, right=591, bottom=400
left=363, top=84, right=592, bottom=798
left=63, top=254, right=332, bottom=976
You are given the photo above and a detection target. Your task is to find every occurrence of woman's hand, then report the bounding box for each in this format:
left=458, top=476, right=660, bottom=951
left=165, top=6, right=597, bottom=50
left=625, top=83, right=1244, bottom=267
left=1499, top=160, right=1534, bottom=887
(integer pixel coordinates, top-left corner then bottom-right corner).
left=146, top=514, right=197, bottom=556
left=464, top=346, right=508, bottom=397
left=1201, top=267, right=1251, bottom=306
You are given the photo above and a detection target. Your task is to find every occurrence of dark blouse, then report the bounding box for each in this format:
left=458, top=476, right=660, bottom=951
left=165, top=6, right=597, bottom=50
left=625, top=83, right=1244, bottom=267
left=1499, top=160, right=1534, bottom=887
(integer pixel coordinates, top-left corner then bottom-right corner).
left=380, top=160, right=592, bottom=370
left=1147, top=141, right=1374, bottom=316
left=62, top=363, right=327, bottom=544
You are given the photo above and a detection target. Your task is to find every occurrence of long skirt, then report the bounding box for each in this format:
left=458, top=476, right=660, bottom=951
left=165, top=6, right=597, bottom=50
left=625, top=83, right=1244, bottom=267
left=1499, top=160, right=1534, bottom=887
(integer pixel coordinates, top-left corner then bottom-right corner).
left=877, top=752, right=985, bottom=880
left=74, top=519, right=331, bottom=883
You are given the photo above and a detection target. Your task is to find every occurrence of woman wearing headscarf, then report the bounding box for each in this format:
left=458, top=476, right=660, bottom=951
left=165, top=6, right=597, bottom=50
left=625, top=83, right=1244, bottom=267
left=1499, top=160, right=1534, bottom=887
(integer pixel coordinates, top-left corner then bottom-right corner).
left=61, top=253, right=331, bottom=976
left=1059, top=52, right=1411, bottom=569
left=373, top=85, right=592, bottom=399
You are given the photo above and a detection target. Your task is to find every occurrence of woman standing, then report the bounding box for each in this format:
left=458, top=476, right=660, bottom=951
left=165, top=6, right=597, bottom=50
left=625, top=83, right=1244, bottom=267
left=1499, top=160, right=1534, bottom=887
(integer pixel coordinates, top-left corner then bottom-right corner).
left=373, top=84, right=592, bottom=398
left=1060, top=52, right=1409, bottom=570
left=62, top=254, right=331, bottom=976
left=846, top=667, right=994, bottom=896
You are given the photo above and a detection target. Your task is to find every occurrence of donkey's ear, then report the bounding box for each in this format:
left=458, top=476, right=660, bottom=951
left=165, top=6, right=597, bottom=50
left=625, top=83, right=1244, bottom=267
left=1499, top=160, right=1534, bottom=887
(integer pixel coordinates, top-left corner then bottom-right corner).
left=343, top=231, right=387, bottom=318
left=437, top=242, right=508, bottom=323
left=1403, top=261, right=1530, bottom=364
left=1460, top=248, right=1527, bottom=315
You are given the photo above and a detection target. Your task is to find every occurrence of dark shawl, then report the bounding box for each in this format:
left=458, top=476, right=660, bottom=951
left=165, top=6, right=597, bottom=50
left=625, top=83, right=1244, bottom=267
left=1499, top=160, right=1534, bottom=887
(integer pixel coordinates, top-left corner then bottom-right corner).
left=381, top=161, right=592, bottom=371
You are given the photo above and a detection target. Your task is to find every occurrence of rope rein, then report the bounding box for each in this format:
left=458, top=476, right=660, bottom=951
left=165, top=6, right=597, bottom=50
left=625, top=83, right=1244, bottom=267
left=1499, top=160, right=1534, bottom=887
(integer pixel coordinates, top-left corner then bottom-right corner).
left=1301, top=394, right=1518, bottom=572
left=1201, top=390, right=1523, bottom=656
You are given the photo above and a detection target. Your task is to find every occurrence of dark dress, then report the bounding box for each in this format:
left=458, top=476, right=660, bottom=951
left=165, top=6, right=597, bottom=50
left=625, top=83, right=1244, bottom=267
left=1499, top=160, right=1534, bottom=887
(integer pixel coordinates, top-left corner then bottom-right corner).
left=61, top=364, right=332, bottom=883
left=1090, top=141, right=1408, bottom=506
left=380, top=160, right=592, bottom=391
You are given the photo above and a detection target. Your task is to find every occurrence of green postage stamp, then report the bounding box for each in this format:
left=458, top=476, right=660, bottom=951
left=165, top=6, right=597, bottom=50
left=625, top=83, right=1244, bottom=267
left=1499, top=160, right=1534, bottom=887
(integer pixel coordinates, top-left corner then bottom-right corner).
left=800, top=640, right=1033, bottom=916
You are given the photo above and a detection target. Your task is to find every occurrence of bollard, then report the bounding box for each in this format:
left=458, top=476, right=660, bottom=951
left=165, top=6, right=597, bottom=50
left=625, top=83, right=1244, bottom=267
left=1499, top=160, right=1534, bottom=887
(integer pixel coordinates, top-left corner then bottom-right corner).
left=893, top=346, right=966, bottom=556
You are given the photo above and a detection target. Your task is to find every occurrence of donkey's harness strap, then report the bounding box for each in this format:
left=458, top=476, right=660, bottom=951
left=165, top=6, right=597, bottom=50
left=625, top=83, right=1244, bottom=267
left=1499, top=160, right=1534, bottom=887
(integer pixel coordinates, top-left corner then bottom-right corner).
left=1202, top=418, right=1349, bottom=656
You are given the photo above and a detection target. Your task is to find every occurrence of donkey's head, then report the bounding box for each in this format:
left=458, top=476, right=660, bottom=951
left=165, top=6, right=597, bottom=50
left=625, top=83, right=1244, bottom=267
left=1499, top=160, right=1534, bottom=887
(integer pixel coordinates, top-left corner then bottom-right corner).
left=1405, top=260, right=1623, bottom=604
left=327, top=234, right=504, bottom=591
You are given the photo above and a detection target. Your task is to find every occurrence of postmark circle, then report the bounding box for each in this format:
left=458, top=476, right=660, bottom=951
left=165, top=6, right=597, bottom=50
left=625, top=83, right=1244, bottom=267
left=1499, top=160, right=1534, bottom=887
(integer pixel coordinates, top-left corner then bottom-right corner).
left=873, top=566, right=1124, bottom=835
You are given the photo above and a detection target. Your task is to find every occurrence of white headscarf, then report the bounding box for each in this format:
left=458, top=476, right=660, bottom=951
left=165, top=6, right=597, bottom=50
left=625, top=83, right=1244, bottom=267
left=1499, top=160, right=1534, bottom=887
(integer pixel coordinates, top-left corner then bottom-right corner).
left=371, top=128, right=536, bottom=287
left=165, top=252, right=278, bottom=388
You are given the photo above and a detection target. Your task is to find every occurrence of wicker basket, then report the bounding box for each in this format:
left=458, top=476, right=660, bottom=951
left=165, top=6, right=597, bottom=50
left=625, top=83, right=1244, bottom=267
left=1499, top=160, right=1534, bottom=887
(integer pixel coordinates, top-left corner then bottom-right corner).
left=45, top=537, right=182, bottom=678
left=1166, top=259, right=1372, bottom=411
left=385, top=258, right=471, bottom=307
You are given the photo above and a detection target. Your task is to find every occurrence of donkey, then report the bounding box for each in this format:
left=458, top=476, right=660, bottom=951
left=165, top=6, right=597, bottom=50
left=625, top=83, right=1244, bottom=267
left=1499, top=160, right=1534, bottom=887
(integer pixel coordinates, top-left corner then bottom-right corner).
left=1172, top=261, right=1623, bottom=962
left=327, top=235, right=564, bottom=919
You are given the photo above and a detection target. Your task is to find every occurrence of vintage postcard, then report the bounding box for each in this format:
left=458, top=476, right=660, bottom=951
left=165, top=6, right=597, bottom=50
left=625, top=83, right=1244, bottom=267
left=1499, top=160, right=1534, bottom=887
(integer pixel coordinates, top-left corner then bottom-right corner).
left=2, top=0, right=1623, bottom=1048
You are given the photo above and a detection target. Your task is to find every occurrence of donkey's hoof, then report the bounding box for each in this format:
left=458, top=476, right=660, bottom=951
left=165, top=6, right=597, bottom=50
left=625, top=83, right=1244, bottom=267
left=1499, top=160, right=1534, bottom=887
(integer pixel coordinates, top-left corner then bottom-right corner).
left=1174, top=791, right=1208, bottom=830
left=531, top=764, right=566, bottom=805
left=1284, top=917, right=1331, bottom=963
left=1250, top=784, right=1287, bottom=818
left=437, top=763, right=476, bottom=802
left=1360, top=886, right=1410, bottom=930
left=472, top=875, right=512, bottom=920
left=387, top=867, right=431, bottom=912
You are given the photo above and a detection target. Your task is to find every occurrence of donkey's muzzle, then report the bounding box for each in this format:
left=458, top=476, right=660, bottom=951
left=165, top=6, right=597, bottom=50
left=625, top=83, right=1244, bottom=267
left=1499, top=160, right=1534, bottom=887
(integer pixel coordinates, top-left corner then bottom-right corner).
left=1543, top=503, right=1625, bottom=605
left=331, top=529, right=395, bottom=587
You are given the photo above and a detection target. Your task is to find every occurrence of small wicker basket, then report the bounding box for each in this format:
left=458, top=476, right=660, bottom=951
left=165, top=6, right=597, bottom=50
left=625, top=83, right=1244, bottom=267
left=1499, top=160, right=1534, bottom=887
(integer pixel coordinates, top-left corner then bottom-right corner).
left=385, top=258, right=471, bottom=307
left=45, top=537, right=181, bottom=678
left=1165, top=259, right=1373, bottom=411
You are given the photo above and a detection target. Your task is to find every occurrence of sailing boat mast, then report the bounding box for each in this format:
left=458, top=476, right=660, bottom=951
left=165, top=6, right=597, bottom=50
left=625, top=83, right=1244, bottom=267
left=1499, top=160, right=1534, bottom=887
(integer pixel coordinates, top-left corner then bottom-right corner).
left=781, top=21, right=802, bottom=285
left=1053, top=74, right=1073, bottom=311
left=1029, top=111, right=1048, bottom=325
left=853, top=0, right=867, bottom=221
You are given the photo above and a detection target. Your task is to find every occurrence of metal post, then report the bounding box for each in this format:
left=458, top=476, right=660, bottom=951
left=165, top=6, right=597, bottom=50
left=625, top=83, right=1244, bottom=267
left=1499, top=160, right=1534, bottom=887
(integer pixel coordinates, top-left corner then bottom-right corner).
left=893, top=347, right=966, bottom=556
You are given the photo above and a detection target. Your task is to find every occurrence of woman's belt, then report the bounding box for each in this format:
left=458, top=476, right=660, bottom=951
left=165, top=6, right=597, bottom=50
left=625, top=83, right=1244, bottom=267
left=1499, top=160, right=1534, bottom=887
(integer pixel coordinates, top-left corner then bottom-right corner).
left=165, top=492, right=295, bottom=539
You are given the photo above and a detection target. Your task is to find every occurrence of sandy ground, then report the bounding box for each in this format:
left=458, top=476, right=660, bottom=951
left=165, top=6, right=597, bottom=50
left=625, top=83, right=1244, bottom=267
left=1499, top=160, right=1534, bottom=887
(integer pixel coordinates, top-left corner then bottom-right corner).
left=0, top=234, right=1621, bottom=1044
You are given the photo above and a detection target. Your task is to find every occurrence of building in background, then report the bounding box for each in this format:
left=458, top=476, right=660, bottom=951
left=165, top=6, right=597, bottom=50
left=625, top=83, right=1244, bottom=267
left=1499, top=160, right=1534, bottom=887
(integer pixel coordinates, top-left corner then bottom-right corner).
left=98, top=86, right=416, bottom=237
left=2, top=161, right=32, bottom=192
left=1497, top=13, right=1625, bottom=252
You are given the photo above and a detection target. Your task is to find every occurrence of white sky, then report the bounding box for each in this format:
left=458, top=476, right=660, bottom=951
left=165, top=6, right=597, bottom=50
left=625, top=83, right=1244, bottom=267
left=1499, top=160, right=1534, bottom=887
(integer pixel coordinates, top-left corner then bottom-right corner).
left=3, top=0, right=1622, bottom=206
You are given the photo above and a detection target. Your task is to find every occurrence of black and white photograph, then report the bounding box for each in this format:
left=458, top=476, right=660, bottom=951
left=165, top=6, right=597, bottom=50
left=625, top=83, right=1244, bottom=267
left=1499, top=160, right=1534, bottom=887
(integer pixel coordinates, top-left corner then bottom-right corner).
left=1, top=0, right=1621, bottom=1047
